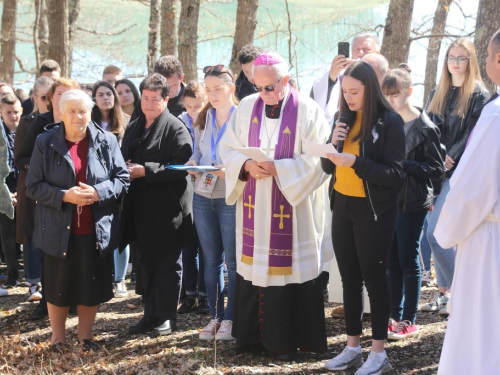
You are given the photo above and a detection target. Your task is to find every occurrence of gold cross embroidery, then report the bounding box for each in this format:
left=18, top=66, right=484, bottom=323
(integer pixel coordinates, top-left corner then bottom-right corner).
left=244, top=195, right=255, bottom=219
left=273, top=205, right=290, bottom=229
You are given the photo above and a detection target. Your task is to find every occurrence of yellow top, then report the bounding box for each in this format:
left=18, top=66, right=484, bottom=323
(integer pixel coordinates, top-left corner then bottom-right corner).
left=334, top=112, right=366, bottom=197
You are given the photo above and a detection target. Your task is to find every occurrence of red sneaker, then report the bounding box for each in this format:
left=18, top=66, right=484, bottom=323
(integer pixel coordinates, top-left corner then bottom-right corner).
left=388, top=320, right=418, bottom=340
left=387, top=318, right=398, bottom=337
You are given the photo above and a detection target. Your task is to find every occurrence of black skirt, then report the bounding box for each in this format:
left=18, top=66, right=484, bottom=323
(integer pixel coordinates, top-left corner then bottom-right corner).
left=44, top=234, right=113, bottom=307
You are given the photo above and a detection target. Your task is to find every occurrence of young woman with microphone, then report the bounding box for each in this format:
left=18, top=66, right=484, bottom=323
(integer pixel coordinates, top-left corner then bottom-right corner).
left=321, top=61, right=405, bottom=374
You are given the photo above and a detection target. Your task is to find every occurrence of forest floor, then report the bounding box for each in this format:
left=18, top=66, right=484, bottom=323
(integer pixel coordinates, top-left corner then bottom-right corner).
left=0, top=267, right=446, bottom=375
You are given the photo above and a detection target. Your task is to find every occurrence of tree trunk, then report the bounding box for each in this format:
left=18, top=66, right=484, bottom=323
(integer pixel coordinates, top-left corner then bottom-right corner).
left=178, top=0, right=200, bottom=81
left=423, top=0, right=452, bottom=104
left=67, top=0, right=81, bottom=76
left=475, top=0, right=500, bottom=93
left=160, top=0, right=179, bottom=56
left=36, top=0, right=49, bottom=64
left=147, top=0, right=161, bottom=74
left=228, top=0, right=259, bottom=74
left=46, top=0, right=70, bottom=76
left=0, top=0, right=17, bottom=84
left=380, top=0, right=415, bottom=68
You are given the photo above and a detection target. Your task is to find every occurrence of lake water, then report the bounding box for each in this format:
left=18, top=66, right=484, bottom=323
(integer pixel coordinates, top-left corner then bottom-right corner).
left=9, top=0, right=481, bottom=106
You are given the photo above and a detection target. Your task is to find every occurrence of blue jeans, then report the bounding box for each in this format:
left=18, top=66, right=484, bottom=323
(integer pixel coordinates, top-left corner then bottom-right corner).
left=419, top=218, right=432, bottom=272
left=181, top=224, right=207, bottom=297
left=388, top=210, right=427, bottom=323
left=193, top=194, right=236, bottom=321
left=114, top=246, right=130, bottom=282
left=426, top=178, right=455, bottom=289
left=26, top=237, right=43, bottom=284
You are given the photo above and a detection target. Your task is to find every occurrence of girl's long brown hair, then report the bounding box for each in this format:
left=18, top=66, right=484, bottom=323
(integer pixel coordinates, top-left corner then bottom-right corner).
left=339, top=61, right=395, bottom=142
left=195, top=68, right=238, bottom=131
left=91, top=80, right=125, bottom=136
left=427, top=38, right=484, bottom=117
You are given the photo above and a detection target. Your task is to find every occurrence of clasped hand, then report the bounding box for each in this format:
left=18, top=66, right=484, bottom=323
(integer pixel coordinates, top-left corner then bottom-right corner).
left=63, top=182, right=98, bottom=206
left=244, top=160, right=276, bottom=179
left=126, top=159, right=146, bottom=180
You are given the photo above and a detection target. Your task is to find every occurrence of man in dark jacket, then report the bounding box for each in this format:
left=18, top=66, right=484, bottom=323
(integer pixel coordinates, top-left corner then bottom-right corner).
left=131, top=56, right=186, bottom=121
left=122, top=73, right=194, bottom=336
left=235, top=44, right=263, bottom=101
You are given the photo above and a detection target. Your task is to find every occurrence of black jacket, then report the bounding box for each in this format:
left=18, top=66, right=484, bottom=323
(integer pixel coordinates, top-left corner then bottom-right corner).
left=235, top=71, right=257, bottom=101
left=120, top=107, right=194, bottom=252
left=399, top=110, right=445, bottom=213
left=321, top=109, right=405, bottom=220
left=425, top=82, right=489, bottom=176
left=25, top=122, right=130, bottom=259
left=16, top=110, right=55, bottom=169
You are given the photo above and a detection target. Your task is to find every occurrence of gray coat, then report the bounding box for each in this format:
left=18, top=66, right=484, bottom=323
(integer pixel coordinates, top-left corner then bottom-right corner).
left=26, top=121, right=130, bottom=258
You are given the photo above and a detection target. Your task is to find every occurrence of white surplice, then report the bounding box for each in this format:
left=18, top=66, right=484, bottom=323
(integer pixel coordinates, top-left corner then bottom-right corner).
left=220, top=92, right=334, bottom=287
left=311, top=71, right=342, bottom=128
left=434, top=95, right=500, bottom=375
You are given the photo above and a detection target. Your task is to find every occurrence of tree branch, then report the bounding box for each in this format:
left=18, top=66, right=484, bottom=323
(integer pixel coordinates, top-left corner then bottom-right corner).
left=15, top=56, right=36, bottom=75
left=76, top=24, right=137, bottom=36
left=409, top=32, right=473, bottom=42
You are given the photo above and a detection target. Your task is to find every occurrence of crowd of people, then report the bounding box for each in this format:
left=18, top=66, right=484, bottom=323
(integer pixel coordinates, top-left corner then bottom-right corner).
left=0, top=27, right=499, bottom=375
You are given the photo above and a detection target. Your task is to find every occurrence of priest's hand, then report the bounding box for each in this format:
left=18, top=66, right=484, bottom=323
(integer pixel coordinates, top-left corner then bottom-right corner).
left=244, top=159, right=271, bottom=179
left=256, top=161, right=277, bottom=177
left=445, top=155, right=455, bottom=170
left=213, top=165, right=226, bottom=180
left=185, top=159, right=199, bottom=175
left=326, top=152, right=356, bottom=167
left=330, top=55, right=354, bottom=81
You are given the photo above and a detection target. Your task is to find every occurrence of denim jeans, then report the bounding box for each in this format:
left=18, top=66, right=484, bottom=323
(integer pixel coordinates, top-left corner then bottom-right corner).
left=26, top=236, right=43, bottom=284
left=388, top=210, right=427, bottom=323
left=193, top=194, right=236, bottom=321
left=426, top=179, right=456, bottom=289
left=0, top=212, right=18, bottom=279
left=181, top=224, right=206, bottom=297
left=114, top=246, right=130, bottom=282
left=419, top=218, right=432, bottom=272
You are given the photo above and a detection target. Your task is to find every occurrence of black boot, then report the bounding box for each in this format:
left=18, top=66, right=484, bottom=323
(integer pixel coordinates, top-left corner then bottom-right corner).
left=152, top=319, right=177, bottom=336
left=177, top=296, right=197, bottom=314
left=128, top=316, right=157, bottom=334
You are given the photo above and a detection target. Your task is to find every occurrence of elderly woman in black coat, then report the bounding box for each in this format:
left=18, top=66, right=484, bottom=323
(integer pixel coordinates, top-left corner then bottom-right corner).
left=26, top=89, right=129, bottom=351
left=121, top=73, right=194, bottom=336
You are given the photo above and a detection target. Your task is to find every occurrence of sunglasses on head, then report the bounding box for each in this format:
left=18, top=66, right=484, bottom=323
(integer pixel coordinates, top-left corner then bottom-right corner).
left=255, top=77, right=283, bottom=92
left=203, top=65, right=234, bottom=79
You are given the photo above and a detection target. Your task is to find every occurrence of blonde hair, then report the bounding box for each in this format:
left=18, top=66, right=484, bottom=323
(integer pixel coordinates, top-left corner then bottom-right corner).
left=427, top=38, right=484, bottom=117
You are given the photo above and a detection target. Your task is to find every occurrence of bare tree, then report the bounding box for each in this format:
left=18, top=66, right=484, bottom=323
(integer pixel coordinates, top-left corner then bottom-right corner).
left=228, top=0, right=259, bottom=74
left=423, top=0, right=452, bottom=103
left=46, top=0, right=70, bottom=76
left=380, top=0, right=415, bottom=67
left=474, top=0, right=500, bottom=92
left=0, top=0, right=18, bottom=84
left=148, top=0, right=161, bottom=73
left=161, top=0, right=179, bottom=56
left=34, top=0, right=49, bottom=71
left=68, top=0, right=81, bottom=75
left=178, top=0, right=200, bottom=81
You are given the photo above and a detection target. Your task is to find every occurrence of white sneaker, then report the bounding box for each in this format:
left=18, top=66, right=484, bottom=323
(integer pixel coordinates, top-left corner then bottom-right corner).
left=0, top=287, right=7, bottom=297
left=215, top=320, right=233, bottom=340
left=325, top=347, right=363, bottom=371
left=421, top=270, right=432, bottom=287
left=28, top=284, right=42, bottom=302
left=114, top=281, right=128, bottom=298
left=126, top=263, right=132, bottom=276
left=199, top=319, right=220, bottom=340
left=355, top=352, right=392, bottom=375
left=420, top=292, right=448, bottom=312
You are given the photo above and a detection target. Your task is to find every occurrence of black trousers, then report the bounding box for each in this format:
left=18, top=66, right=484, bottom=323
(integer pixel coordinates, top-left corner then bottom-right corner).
left=232, top=273, right=327, bottom=353
left=331, top=192, right=397, bottom=340
left=137, top=246, right=183, bottom=323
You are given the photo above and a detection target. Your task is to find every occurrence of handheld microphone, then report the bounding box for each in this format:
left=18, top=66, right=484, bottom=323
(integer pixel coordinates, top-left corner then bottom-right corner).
left=336, top=112, right=354, bottom=153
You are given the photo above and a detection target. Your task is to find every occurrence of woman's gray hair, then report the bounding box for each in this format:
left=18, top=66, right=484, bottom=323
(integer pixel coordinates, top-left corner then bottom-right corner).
left=59, top=89, right=94, bottom=113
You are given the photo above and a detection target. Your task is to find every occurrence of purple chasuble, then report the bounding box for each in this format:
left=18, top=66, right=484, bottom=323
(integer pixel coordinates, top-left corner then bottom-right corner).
left=242, top=87, right=298, bottom=275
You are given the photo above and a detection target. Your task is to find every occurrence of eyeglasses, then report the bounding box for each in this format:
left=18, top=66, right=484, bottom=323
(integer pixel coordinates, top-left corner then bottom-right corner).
left=447, top=55, right=469, bottom=64
left=35, top=94, right=47, bottom=101
left=256, top=77, right=283, bottom=92
left=203, top=65, right=234, bottom=80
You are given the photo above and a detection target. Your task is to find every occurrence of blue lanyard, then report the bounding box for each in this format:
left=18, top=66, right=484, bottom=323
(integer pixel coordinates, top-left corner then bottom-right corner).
left=210, top=106, right=235, bottom=165
left=187, top=115, right=195, bottom=149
